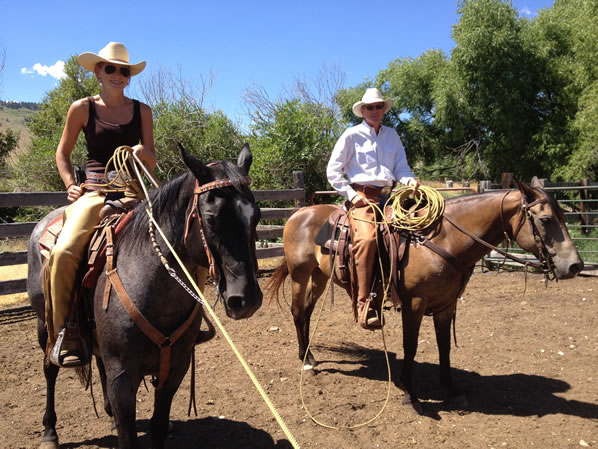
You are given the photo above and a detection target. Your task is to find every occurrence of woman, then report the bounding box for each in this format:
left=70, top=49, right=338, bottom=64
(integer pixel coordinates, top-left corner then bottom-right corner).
left=45, top=42, right=156, bottom=366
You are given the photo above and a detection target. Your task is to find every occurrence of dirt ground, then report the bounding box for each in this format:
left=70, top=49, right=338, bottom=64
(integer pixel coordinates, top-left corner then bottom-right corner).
left=1, top=270, right=597, bottom=449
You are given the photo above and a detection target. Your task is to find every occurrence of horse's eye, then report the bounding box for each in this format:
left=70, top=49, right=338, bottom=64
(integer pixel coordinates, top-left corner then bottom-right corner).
left=539, top=217, right=551, bottom=225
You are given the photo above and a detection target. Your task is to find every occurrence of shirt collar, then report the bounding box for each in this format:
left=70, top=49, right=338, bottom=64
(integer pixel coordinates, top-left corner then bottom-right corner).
left=360, top=120, right=384, bottom=135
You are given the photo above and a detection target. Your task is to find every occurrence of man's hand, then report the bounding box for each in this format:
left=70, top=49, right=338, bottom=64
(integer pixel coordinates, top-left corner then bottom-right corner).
left=351, top=193, right=370, bottom=208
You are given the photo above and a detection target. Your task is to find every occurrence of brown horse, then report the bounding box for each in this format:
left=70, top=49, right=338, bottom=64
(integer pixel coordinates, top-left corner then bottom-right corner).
left=267, top=179, right=583, bottom=413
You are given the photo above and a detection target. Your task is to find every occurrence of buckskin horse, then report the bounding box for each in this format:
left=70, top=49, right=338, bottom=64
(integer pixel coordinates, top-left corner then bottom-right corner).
left=28, top=144, right=263, bottom=449
left=267, top=178, right=583, bottom=413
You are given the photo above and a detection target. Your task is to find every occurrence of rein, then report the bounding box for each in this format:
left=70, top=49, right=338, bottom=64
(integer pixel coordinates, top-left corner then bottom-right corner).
left=443, top=190, right=557, bottom=282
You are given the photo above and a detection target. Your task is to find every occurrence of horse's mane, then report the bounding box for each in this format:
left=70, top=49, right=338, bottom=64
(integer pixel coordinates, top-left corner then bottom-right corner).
left=119, top=159, right=249, bottom=250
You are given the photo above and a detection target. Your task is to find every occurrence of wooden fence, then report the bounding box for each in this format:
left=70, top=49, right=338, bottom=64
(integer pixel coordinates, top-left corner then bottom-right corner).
left=0, top=171, right=306, bottom=295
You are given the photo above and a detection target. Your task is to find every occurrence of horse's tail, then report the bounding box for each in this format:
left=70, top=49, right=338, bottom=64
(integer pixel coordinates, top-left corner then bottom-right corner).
left=264, top=258, right=289, bottom=308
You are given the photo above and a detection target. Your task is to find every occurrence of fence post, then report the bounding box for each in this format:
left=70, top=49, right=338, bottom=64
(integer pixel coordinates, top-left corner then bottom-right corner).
left=478, top=180, right=491, bottom=193
left=501, top=173, right=514, bottom=189
left=292, top=171, right=306, bottom=207
left=580, top=179, right=589, bottom=235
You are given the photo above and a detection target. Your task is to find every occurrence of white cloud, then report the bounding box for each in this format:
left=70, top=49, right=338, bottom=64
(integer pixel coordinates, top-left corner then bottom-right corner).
left=20, top=60, right=66, bottom=80
left=519, top=7, right=535, bottom=17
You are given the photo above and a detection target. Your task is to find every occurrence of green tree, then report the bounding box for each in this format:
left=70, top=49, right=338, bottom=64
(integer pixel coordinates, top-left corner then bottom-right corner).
left=12, top=55, right=99, bottom=191
left=248, top=99, right=341, bottom=199
left=138, top=69, right=244, bottom=180
left=0, top=128, right=18, bottom=166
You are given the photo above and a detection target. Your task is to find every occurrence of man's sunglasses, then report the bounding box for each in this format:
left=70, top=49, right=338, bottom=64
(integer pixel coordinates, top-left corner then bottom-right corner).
left=104, top=65, right=131, bottom=78
left=365, top=103, right=385, bottom=111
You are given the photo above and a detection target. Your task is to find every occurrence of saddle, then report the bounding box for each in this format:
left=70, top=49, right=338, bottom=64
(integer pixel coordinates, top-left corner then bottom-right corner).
left=39, top=200, right=139, bottom=288
left=315, top=205, right=410, bottom=306
left=40, top=200, right=139, bottom=366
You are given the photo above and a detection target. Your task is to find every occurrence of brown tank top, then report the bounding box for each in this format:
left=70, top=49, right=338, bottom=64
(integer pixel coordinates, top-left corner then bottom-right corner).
left=83, top=96, right=142, bottom=171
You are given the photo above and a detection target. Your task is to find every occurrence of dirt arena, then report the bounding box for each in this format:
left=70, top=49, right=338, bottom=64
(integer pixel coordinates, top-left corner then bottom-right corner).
left=0, top=270, right=596, bottom=449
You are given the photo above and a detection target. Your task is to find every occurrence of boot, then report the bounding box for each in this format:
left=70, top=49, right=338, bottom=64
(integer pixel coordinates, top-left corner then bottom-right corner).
left=357, top=293, right=382, bottom=330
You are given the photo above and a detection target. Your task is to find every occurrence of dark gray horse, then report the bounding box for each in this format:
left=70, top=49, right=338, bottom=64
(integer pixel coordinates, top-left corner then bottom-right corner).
left=28, top=145, right=263, bottom=449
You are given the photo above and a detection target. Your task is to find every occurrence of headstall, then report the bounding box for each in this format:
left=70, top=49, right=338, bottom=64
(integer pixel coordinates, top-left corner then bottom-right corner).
left=183, top=175, right=252, bottom=280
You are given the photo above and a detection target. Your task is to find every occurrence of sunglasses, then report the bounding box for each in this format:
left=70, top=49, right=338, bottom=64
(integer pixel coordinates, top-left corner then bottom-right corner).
left=104, top=65, right=131, bottom=78
left=365, top=103, right=385, bottom=111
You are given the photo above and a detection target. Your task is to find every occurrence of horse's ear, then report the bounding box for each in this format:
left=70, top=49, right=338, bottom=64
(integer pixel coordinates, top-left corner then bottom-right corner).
left=530, top=176, right=544, bottom=189
left=179, top=143, right=211, bottom=181
left=237, top=143, right=252, bottom=174
left=515, top=178, right=538, bottom=203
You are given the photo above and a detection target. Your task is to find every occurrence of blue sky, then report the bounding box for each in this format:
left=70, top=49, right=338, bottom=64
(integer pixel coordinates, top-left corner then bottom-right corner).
left=1, top=1, right=553, bottom=127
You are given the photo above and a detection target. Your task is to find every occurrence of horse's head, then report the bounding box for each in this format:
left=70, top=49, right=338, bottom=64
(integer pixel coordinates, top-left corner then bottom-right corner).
left=513, top=178, right=584, bottom=279
left=181, top=143, right=263, bottom=319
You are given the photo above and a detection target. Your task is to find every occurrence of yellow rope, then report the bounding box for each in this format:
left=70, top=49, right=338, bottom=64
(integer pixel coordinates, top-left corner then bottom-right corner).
left=299, top=184, right=444, bottom=428
left=147, top=211, right=301, bottom=448
left=299, top=200, right=395, bottom=429
left=385, top=185, right=445, bottom=231
left=118, top=153, right=301, bottom=448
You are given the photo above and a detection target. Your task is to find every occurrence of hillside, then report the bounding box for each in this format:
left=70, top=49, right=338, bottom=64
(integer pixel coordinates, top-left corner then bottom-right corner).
left=0, top=101, right=39, bottom=164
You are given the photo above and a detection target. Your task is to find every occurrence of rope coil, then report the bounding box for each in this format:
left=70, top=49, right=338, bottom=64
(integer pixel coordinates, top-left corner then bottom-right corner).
left=386, top=185, right=445, bottom=231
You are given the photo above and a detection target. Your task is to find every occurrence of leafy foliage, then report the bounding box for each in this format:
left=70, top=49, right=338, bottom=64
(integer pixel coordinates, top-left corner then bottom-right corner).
left=247, top=98, right=341, bottom=200
left=10, top=56, right=99, bottom=191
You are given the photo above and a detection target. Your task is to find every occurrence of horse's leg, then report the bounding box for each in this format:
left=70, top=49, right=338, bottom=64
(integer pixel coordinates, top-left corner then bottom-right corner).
left=291, top=269, right=328, bottom=370
left=399, top=300, right=424, bottom=415
left=149, top=354, right=191, bottom=449
left=106, top=368, right=142, bottom=449
left=95, top=357, right=118, bottom=435
left=433, top=305, right=468, bottom=407
left=34, top=318, right=60, bottom=449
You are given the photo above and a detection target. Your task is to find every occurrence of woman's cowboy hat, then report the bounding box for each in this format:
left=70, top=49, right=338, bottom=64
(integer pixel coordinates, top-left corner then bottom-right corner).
left=352, top=88, right=392, bottom=117
left=78, top=42, right=146, bottom=76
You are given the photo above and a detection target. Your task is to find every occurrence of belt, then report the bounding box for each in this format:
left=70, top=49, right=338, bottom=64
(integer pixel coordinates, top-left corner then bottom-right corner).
left=351, top=183, right=392, bottom=197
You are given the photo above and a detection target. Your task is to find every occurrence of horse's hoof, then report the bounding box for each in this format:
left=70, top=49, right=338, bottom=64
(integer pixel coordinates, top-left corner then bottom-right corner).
left=111, top=417, right=118, bottom=436
left=39, top=440, right=59, bottom=449
left=168, top=420, right=174, bottom=433
left=302, top=364, right=317, bottom=376
left=402, top=397, right=423, bottom=415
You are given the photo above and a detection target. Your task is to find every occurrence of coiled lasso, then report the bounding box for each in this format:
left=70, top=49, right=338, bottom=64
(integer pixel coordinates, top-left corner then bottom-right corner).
left=385, top=184, right=445, bottom=231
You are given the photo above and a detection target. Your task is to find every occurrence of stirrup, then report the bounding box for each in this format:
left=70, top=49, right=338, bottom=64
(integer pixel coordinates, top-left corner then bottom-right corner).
left=49, top=325, right=84, bottom=367
left=358, top=294, right=382, bottom=330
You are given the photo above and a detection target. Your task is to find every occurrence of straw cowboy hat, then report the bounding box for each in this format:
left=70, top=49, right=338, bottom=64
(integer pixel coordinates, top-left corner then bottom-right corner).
left=352, top=88, right=392, bottom=117
left=78, top=42, right=146, bottom=76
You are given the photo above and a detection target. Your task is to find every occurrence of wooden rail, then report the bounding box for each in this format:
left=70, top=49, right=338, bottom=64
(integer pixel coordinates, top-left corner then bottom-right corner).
left=0, top=171, right=306, bottom=295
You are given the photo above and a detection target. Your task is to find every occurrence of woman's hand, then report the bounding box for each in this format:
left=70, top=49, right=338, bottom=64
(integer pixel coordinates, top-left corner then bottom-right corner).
left=66, top=184, right=83, bottom=202
left=132, top=144, right=156, bottom=171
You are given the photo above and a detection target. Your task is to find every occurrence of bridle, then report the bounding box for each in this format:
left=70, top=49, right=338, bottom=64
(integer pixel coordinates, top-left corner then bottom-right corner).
left=443, top=189, right=557, bottom=282
left=183, top=174, right=252, bottom=281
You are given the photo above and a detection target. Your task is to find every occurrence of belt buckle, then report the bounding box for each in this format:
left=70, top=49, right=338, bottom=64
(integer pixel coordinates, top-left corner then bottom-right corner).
left=380, top=186, right=392, bottom=196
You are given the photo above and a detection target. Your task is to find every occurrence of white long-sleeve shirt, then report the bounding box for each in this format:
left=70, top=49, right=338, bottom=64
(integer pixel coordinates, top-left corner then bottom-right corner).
left=327, top=121, right=415, bottom=200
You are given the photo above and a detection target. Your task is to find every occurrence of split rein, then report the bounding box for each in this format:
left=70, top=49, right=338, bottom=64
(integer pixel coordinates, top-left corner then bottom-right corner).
left=443, top=189, right=557, bottom=283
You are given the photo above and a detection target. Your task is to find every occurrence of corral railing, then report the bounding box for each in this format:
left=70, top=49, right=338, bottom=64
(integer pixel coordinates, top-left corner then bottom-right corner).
left=479, top=174, right=597, bottom=273
left=0, top=171, right=305, bottom=295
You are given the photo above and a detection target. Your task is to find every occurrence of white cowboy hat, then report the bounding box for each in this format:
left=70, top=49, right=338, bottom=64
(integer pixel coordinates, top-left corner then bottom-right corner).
left=78, top=42, right=146, bottom=76
left=352, top=87, right=392, bottom=117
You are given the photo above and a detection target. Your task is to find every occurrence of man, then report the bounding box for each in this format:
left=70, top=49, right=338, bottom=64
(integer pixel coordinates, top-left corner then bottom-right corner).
left=327, top=87, right=419, bottom=330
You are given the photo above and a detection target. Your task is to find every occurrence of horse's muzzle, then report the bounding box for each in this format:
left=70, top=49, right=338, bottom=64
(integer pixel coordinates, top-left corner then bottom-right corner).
left=223, top=289, right=263, bottom=319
